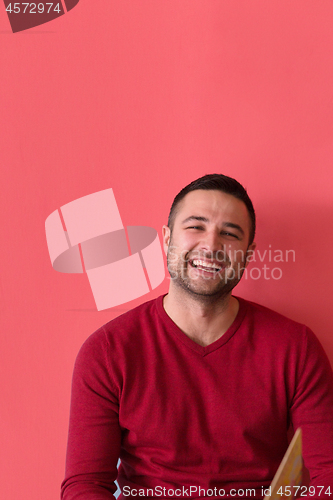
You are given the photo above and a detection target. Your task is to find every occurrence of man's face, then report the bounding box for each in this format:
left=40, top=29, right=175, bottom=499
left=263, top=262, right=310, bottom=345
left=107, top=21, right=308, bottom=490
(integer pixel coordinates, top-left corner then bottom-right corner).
left=162, top=190, right=256, bottom=299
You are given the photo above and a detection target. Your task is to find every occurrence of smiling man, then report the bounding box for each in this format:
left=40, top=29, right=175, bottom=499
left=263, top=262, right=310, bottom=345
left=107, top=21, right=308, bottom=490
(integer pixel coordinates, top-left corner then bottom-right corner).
left=61, top=174, right=333, bottom=500
left=162, top=187, right=256, bottom=347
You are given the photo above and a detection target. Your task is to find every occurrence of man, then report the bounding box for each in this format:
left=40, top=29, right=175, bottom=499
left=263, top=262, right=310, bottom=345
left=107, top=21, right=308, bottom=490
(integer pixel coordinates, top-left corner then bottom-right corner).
left=61, top=174, right=333, bottom=500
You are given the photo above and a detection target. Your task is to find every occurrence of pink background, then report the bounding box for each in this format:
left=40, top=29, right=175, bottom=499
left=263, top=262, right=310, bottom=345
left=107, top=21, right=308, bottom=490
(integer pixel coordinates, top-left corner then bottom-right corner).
left=1, top=1, right=333, bottom=499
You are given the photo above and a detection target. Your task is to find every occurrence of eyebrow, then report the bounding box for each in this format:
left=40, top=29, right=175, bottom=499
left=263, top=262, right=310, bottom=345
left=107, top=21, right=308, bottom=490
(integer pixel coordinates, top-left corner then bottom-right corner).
left=181, top=216, right=245, bottom=236
left=181, top=216, right=209, bottom=224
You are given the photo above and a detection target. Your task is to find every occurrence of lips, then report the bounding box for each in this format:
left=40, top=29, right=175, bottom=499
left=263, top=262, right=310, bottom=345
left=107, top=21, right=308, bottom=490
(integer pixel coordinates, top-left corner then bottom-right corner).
left=189, top=258, right=225, bottom=273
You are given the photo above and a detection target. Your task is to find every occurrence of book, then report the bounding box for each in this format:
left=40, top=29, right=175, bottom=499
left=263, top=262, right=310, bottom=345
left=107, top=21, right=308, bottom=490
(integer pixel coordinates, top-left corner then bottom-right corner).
left=264, top=428, right=303, bottom=500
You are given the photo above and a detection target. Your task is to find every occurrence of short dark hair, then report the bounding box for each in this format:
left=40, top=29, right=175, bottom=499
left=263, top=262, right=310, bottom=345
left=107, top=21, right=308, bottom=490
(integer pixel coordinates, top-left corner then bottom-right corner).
left=168, top=173, right=256, bottom=245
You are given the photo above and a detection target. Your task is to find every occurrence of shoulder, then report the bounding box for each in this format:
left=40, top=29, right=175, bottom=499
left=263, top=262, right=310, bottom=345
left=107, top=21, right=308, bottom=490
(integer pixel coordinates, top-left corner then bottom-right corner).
left=78, top=295, right=162, bottom=355
left=102, top=295, right=161, bottom=337
left=239, top=296, right=305, bottom=329
left=236, top=296, right=311, bottom=345
left=237, top=297, right=332, bottom=375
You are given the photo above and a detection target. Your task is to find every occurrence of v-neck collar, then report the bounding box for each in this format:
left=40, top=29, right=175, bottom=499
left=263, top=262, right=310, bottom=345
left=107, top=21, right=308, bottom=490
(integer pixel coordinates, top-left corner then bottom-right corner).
left=156, top=294, right=248, bottom=357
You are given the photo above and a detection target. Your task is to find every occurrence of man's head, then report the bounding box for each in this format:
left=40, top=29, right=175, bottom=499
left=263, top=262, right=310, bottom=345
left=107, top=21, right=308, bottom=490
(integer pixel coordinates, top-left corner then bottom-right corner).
left=162, top=174, right=256, bottom=301
left=168, top=174, right=256, bottom=245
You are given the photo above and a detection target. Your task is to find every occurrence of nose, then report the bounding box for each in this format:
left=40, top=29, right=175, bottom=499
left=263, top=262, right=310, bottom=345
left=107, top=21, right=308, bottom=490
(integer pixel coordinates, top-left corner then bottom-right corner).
left=200, top=229, right=225, bottom=255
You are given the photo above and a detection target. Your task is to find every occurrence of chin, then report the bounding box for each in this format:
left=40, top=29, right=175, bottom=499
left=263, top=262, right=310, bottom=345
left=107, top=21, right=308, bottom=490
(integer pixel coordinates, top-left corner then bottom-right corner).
left=183, top=281, right=229, bottom=298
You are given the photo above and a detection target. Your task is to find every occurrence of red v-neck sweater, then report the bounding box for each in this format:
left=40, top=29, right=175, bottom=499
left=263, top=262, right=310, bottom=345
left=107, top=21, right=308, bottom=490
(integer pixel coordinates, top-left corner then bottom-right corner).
left=61, top=296, right=333, bottom=499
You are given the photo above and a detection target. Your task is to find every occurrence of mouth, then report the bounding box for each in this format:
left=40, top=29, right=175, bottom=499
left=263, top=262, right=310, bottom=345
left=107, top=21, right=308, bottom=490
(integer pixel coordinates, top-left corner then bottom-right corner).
left=189, top=259, right=225, bottom=274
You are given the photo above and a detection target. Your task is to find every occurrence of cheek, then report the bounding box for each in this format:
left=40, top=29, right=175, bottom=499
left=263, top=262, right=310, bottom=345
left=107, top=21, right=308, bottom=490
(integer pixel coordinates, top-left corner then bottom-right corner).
left=226, top=244, right=248, bottom=263
left=171, top=233, right=197, bottom=252
left=169, top=240, right=195, bottom=266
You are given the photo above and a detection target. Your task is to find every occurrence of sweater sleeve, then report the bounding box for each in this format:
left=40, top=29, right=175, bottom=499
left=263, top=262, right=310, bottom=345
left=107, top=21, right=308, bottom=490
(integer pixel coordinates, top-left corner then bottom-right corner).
left=61, top=328, right=121, bottom=500
left=290, top=327, right=333, bottom=495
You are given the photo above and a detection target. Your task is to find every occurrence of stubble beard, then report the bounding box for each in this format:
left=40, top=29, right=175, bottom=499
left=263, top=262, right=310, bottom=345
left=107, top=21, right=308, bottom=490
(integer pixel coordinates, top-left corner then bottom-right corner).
left=166, top=244, right=247, bottom=304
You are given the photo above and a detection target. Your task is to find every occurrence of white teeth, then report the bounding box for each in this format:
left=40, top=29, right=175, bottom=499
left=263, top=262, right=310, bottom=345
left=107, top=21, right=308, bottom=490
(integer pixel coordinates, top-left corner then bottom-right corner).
left=192, top=259, right=222, bottom=271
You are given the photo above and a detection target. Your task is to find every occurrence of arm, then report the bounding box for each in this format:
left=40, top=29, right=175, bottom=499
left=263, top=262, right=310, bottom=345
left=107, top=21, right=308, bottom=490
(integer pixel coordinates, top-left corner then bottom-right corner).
left=290, top=328, right=333, bottom=494
left=61, top=329, right=121, bottom=500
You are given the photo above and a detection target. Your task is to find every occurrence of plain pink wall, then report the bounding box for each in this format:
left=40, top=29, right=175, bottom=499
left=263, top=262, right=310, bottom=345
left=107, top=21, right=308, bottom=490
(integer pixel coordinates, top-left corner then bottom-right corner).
left=1, top=1, right=333, bottom=499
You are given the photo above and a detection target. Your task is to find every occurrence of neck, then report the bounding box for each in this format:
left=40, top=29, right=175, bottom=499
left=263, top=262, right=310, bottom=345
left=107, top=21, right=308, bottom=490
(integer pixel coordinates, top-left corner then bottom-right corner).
left=163, top=286, right=239, bottom=347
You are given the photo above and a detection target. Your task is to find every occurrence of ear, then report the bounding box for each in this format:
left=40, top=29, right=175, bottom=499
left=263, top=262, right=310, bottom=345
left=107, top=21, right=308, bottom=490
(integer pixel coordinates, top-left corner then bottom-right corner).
left=162, top=225, right=171, bottom=256
left=244, top=242, right=256, bottom=268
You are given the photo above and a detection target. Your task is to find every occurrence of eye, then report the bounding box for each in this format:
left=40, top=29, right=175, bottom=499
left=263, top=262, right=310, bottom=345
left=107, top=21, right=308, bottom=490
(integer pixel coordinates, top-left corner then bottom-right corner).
left=221, top=231, right=239, bottom=239
left=187, top=226, right=204, bottom=230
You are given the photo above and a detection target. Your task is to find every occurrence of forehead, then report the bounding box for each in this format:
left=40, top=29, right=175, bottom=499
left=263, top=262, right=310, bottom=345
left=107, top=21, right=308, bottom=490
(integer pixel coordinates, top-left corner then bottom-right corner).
left=175, top=189, right=251, bottom=231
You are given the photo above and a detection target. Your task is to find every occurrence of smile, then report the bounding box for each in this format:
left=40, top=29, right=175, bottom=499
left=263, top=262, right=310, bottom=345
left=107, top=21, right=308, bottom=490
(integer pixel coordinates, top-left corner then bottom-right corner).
left=190, top=259, right=224, bottom=273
